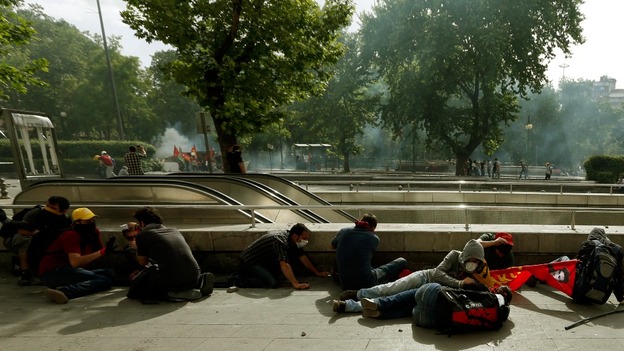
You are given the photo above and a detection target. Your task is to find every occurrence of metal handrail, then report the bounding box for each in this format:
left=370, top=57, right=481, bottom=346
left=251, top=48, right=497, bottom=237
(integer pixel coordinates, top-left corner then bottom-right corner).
left=296, top=180, right=624, bottom=194
left=4, top=203, right=623, bottom=230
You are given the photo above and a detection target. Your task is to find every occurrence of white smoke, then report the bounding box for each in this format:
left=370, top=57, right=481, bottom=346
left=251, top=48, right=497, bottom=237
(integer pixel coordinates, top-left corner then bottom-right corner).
left=155, top=128, right=195, bottom=159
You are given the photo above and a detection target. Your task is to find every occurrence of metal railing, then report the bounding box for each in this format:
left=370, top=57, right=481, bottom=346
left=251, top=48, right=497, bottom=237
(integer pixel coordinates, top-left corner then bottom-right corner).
left=3, top=203, right=623, bottom=231
left=297, top=180, right=624, bottom=195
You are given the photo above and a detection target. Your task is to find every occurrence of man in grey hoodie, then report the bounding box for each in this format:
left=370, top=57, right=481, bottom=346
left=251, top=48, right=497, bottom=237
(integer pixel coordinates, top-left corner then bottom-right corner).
left=334, top=239, right=491, bottom=313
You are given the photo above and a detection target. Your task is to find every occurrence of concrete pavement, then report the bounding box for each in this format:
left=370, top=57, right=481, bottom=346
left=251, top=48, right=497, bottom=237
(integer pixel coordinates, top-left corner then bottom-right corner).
left=1, top=270, right=623, bottom=351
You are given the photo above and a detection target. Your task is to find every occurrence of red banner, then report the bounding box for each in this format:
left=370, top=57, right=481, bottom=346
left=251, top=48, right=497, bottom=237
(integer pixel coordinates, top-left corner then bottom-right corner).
left=489, top=259, right=579, bottom=296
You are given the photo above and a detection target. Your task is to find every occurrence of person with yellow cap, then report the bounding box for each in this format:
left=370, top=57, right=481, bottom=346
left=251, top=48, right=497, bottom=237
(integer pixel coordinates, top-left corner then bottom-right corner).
left=39, top=207, right=116, bottom=304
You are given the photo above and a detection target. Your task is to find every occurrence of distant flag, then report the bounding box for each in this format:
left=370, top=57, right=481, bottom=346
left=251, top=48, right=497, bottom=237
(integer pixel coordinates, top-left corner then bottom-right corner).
left=489, top=259, right=579, bottom=296
left=173, top=145, right=179, bottom=157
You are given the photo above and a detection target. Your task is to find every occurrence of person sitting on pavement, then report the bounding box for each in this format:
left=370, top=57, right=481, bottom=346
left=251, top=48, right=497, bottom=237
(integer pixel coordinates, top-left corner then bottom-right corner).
left=40, top=207, right=116, bottom=304
left=334, top=239, right=491, bottom=313
left=105, top=222, right=145, bottom=285
left=477, top=232, right=515, bottom=270
left=1, top=196, right=72, bottom=286
left=331, top=213, right=407, bottom=291
left=235, top=223, right=329, bottom=290
left=127, top=207, right=214, bottom=303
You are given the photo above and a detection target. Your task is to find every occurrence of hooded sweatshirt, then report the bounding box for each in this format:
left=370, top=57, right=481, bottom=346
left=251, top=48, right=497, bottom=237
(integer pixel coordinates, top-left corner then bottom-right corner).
left=433, top=239, right=489, bottom=288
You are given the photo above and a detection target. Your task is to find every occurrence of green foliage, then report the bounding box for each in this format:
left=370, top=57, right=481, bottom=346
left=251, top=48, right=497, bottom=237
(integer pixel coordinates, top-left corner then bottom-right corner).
left=359, top=0, right=585, bottom=175
left=288, top=32, right=385, bottom=172
left=584, top=155, right=624, bottom=183
left=0, top=139, right=157, bottom=175
left=0, top=1, right=48, bottom=99
left=121, top=0, right=354, bottom=171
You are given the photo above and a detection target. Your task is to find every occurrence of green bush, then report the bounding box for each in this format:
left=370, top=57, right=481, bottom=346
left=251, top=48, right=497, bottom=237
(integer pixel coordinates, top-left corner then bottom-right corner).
left=584, top=155, right=624, bottom=183
left=0, top=140, right=158, bottom=176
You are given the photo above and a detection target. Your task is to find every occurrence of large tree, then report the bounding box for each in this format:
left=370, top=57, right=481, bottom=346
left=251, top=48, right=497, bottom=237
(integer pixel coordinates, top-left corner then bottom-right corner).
left=359, top=0, right=584, bottom=175
left=290, top=32, right=385, bottom=172
left=121, top=0, right=353, bottom=172
left=0, top=0, right=47, bottom=101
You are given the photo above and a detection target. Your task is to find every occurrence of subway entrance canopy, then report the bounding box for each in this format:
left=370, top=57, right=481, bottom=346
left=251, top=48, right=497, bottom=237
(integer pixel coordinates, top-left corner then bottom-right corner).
left=293, top=143, right=331, bottom=172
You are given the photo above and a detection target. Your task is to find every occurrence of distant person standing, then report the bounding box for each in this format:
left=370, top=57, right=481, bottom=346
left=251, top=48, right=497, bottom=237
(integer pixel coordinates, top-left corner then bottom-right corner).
left=99, top=151, right=115, bottom=178
left=519, top=161, right=528, bottom=179
left=493, top=158, right=501, bottom=179
left=124, top=145, right=147, bottom=175
left=226, top=144, right=246, bottom=173
left=545, top=162, right=553, bottom=180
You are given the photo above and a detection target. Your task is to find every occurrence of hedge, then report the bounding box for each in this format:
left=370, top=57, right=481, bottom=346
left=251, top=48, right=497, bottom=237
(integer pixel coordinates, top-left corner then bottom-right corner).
left=0, top=139, right=159, bottom=176
left=583, top=155, right=624, bottom=183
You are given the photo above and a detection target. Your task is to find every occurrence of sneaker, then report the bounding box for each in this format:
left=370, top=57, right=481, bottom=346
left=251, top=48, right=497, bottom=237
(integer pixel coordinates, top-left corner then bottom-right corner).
left=168, top=289, right=202, bottom=301
left=199, top=272, right=215, bottom=296
left=339, top=290, right=358, bottom=301
left=18, top=271, right=33, bottom=286
left=360, top=298, right=379, bottom=311
left=332, top=300, right=346, bottom=313
left=362, top=309, right=382, bottom=318
left=44, top=288, right=69, bottom=304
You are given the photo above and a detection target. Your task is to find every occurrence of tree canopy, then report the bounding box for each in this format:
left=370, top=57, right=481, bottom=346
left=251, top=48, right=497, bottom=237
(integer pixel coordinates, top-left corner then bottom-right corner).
left=359, top=0, right=585, bottom=174
left=0, top=0, right=47, bottom=100
left=121, top=0, right=354, bottom=171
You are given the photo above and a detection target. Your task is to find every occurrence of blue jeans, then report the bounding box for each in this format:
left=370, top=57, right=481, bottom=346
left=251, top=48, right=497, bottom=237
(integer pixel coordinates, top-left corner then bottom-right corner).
left=371, top=257, right=407, bottom=285
left=345, top=269, right=433, bottom=313
left=237, top=263, right=279, bottom=288
left=412, top=283, right=441, bottom=328
left=374, top=288, right=419, bottom=319
left=359, top=268, right=432, bottom=299
left=41, top=266, right=113, bottom=300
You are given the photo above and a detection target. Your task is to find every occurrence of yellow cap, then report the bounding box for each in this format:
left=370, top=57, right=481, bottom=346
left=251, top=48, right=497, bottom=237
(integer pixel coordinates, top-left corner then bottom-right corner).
left=71, top=207, right=97, bottom=221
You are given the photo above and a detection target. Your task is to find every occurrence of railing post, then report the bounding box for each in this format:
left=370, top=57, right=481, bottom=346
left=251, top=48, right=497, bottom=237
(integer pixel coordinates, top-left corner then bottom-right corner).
left=407, top=183, right=411, bottom=192
left=560, top=185, right=563, bottom=194
left=464, top=208, right=470, bottom=231
left=509, top=184, right=513, bottom=193
left=250, top=209, right=256, bottom=228
left=571, top=210, right=575, bottom=230
left=459, top=183, right=462, bottom=193
left=0, top=178, right=9, bottom=199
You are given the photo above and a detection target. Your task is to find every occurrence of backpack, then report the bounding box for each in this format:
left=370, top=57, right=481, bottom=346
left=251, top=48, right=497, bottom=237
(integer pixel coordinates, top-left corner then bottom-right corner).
left=0, top=205, right=43, bottom=239
left=100, top=154, right=114, bottom=166
left=573, top=240, right=622, bottom=304
left=438, top=287, right=509, bottom=334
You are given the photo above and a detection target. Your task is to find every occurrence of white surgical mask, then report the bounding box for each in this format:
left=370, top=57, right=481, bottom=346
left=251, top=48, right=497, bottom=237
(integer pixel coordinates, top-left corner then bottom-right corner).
left=296, top=240, right=309, bottom=248
left=464, top=262, right=478, bottom=273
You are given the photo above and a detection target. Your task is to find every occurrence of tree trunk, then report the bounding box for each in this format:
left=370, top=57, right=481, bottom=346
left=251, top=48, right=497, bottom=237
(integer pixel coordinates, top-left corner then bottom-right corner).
left=343, top=153, right=350, bottom=173
left=455, top=153, right=469, bottom=176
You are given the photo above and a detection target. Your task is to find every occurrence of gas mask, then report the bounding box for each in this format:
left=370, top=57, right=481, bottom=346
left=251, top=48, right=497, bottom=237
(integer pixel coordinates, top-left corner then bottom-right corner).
left=464, top=261, right=479, bottom=273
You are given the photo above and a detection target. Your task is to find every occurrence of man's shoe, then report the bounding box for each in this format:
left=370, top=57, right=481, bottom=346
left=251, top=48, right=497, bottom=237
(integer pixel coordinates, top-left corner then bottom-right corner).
left=168, top=289, right=202, bottom=301
left=339, top=290, right=358, bottom=301
left=44, top=288, right=69, bottom=304
left=362, top=309, right=382, bottom=318
left=360, top=298, right=379, bottom=311
left=17, top=271, right=33, bottom=286
left=199, top=272, right=215, bottom=296
left=332, top=300, right=346, bottom=313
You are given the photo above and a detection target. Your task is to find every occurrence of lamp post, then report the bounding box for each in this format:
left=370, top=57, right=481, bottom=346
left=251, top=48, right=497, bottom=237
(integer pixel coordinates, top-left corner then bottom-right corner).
left=524, top=116, right=533, bottom=166
left=96, top=0, right=124, bottom=140
left=59, top=111, right=67, bottom=139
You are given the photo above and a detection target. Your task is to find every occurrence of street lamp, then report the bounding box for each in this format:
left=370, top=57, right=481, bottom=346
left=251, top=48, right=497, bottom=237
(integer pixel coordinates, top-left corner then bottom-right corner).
left=524, top=116, right=533, bottom=166
left=59, top=111, right=67, bottom=138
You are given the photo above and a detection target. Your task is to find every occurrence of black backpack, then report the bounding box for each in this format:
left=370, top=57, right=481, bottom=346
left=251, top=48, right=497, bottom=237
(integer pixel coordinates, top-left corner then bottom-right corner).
left=438, top=287, right=509, bottom=334
left=0, top=205, right=43, bottom=239
left=573, top=240, right=622, bottom=304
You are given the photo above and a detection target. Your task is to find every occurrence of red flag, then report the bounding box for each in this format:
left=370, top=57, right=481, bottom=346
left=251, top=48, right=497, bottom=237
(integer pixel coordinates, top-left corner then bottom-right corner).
left=490, top=260, right=579, bottom=296
left=191, top=145, right=197, bottom=159
left=173, top=145, right=179, bottom=157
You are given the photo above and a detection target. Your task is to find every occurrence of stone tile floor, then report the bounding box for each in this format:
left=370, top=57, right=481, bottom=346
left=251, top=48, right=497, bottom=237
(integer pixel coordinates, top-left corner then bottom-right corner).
left=1, top=271, right=623, bottom=351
